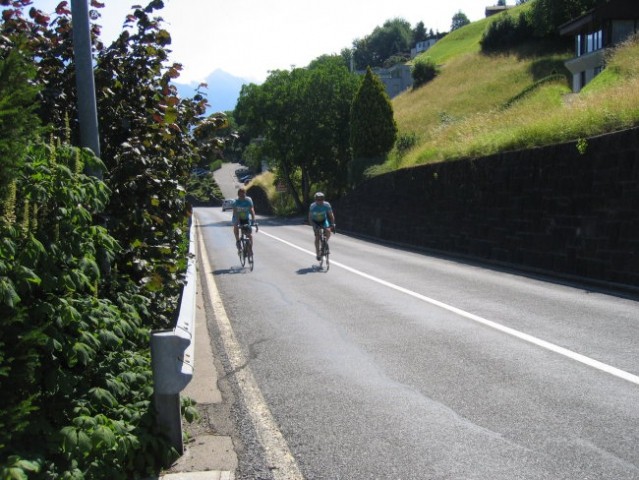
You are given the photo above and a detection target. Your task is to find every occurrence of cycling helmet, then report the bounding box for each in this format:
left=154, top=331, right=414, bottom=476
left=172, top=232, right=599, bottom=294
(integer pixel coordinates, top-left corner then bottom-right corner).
left=314, top=192, right=325, bottom=199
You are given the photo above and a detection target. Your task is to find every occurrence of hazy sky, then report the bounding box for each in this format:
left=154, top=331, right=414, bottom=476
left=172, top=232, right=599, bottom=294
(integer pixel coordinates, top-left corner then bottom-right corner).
left=27, top=0, right=503, bottom=84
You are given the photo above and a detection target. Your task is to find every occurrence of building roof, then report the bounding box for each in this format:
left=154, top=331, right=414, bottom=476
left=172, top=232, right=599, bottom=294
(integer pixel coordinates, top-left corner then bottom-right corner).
left=559, top=0, right=639, bottom=36
left=485, top=5, right=513, bottom=17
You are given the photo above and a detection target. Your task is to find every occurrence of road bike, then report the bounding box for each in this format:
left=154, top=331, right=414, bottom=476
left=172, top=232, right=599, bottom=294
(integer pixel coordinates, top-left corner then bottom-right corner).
left=317, top=226, right=332, bottom=271
left=238, top=222, right=258, bottom=271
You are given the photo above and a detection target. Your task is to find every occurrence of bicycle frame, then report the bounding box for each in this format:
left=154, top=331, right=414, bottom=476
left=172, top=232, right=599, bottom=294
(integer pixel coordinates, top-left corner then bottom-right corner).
left=317, top=227, right=330, bottom=271
left=238, top=223, right=258, bottom=270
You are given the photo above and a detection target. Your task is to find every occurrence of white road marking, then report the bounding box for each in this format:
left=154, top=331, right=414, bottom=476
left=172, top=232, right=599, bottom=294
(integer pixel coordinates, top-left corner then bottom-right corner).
left=260, top=229, right=639, bottom=386
left=195, top=217, right=305, bottom=480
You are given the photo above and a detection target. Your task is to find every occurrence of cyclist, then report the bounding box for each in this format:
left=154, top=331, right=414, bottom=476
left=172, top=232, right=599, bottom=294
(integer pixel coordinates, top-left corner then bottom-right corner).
left=308, top=192, right=335, bottom=260
left=233, top=187, right=256, bottom=253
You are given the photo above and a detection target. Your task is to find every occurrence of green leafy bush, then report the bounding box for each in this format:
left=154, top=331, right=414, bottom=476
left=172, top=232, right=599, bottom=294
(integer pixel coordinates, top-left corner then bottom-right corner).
left=0, top=143, right=177, bottom=479
left=480, top=11, right=534, bottom=52
left=0, top=1, right=225, bottom=478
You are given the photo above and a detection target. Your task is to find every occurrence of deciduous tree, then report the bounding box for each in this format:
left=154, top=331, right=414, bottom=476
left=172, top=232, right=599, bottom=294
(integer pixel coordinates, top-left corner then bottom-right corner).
left=529, top=0, right=599, bottom=37
left=235, top=57, right=359, bottom=208
left=451, top=11, right=471, bottom=31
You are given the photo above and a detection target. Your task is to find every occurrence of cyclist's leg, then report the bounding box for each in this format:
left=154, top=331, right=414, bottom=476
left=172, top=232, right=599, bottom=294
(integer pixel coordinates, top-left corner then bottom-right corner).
left=233, top=222, right=241, bottom=250
left=313, top=224, right=321, bottom=259
left=322, top=220, right=331, bottom=251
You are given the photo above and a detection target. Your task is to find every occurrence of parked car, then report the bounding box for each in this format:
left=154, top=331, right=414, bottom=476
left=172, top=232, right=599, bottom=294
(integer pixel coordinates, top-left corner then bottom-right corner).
left=222, top=199, right=235, bottom=212
left=191, top=167, right=210, bottom=177
left=240, top=175, right=253, bottom=184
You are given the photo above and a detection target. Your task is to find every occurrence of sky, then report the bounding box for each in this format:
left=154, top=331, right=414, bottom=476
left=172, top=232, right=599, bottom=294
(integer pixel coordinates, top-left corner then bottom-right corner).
left=27, top=0, right=505, bottom=84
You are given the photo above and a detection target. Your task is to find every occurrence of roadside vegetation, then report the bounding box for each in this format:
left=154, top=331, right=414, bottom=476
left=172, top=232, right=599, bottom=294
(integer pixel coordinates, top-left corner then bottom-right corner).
left=384, top=3, right=639, bottom=173
left=0, top=2, right=226, bottom=478
left=240, top=0, right=634, bottom=209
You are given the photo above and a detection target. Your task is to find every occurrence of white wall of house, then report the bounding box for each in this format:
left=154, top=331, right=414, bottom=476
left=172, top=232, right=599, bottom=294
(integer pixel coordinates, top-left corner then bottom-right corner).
left=355, top=64, right=414, bottom=98
left=410, top=39, right=437, bottom=58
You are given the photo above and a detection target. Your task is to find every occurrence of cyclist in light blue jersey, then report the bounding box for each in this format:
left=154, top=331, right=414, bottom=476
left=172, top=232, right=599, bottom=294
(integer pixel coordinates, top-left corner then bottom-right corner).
left=308, top=192, right=335, bottom=261
left=233, top=187, right=256, bottom=252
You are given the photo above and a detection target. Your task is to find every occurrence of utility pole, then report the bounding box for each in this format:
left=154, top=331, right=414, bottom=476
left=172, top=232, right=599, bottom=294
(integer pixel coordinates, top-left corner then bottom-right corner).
left=71, top=0, right=102, bottom=177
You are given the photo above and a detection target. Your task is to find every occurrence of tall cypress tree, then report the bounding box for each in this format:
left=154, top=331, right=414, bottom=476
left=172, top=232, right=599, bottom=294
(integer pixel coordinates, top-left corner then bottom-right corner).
left=349, top=67, right=397, bottom=184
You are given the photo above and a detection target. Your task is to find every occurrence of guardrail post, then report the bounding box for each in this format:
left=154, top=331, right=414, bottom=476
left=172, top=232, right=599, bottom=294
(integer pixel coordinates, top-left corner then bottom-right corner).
left=150, top=221, right=197, bottom=456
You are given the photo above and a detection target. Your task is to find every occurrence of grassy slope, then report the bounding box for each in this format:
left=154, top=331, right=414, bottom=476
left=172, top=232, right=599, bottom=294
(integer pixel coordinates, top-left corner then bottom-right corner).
left=385, top=4, right=639, bottom=174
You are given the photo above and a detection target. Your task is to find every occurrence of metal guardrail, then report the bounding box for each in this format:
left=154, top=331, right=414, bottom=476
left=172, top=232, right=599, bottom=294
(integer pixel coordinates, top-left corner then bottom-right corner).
left=150, top=220, right=197, bottom=455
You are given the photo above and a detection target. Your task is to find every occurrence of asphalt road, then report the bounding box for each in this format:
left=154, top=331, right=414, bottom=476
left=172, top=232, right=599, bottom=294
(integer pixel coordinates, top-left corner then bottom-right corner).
left=195, top=196, right=639, bottom=480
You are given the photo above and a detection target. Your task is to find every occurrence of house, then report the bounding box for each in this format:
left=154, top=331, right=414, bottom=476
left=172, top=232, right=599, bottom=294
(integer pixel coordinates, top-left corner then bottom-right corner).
left=356, top=65, right=413, bottom=99
left=559, top=0, right=639, bottom=92
left=485, top=5, right=514, bottom=17
left=410, top=39, right=438, bottom=58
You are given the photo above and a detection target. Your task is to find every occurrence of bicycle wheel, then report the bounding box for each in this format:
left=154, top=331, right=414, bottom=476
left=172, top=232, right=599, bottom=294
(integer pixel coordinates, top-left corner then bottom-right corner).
left=323, top=239, right=330, bottom=271
left=248, top=243, right=254, bottom=271
left=324, top=241, right=331, bottom=271
left=320, top=237, right=330, bottom=271
left=239, top=240, right=247, bottom=267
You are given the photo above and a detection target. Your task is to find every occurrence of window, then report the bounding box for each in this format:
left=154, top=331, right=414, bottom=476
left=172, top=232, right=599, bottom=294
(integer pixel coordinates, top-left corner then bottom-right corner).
left=576, top=30, right=602, bottom=56
left=576, top=34, right=581, bottom=56
left=585, top=29, right=603, bottom=53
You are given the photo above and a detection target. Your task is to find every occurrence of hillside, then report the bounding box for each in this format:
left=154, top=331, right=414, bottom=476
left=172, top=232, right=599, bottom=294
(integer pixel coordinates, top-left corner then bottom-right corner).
left=386, top=3, right=639, bottom=174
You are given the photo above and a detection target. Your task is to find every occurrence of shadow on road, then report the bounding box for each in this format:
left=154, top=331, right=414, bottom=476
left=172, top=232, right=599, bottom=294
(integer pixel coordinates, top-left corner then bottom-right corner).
left=296, top=266, right=327, bottom=275
left=212, top=267, right=252, bottom=275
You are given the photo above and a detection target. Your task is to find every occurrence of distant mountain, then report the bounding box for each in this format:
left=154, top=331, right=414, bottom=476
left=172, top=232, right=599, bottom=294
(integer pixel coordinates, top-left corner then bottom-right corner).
left=174, top=69, right=252, bottom=115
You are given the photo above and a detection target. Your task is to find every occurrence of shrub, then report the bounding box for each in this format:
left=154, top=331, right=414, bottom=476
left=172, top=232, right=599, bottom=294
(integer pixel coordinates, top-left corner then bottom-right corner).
left=412, top=57, right=439, bottom=89
left=480, top=11, right=534, bottom=52
left=0, top=143, right=176, bottom=479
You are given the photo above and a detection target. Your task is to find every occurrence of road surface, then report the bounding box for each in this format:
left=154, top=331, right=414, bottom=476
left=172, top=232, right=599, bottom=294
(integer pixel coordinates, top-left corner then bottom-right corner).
left=194, top=201, right=639, bottom=480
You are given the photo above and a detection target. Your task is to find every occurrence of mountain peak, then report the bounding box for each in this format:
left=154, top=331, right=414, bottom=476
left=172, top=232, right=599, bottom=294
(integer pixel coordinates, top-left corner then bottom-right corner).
left=174, top=69, right=251, bottom=114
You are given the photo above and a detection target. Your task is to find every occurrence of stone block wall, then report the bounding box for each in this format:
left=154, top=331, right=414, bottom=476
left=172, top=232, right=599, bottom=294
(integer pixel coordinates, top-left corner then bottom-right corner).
left=335, top=127, right=639, bottom=289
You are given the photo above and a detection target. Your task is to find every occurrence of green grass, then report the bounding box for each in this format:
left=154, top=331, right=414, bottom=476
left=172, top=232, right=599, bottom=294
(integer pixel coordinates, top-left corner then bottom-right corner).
left=382, top=10, right=639, bottom=175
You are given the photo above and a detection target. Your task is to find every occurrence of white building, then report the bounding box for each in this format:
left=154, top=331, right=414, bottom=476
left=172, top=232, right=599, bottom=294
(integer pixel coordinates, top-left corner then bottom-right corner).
left=410, top=39, right=438, bottom=58
left=559, top=0, right=639, bottom=92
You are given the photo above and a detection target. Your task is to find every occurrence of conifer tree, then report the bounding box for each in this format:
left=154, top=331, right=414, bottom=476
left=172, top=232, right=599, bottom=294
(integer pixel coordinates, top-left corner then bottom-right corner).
left=349, top=67, right=397, bottom=184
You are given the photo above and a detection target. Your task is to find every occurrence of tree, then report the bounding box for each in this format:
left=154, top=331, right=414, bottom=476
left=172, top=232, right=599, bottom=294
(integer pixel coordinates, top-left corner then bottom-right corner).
left=0, top=1, right=209, bottom=476
left=352, top=18, right=413, bottom=69
left=235, top=57, right=359, bottom=208
left=301, top=56, right=360, bottom=198
left=480, top=10, right=535, bottom=51
left=412, top=21, right=428, bottom=44
left=349, top=67, right=398, bottom=185
left=498, top=0, right=507, bottom=6
left=529, top=0, right=599, bottom=37
left=451, top=11, right=471, bottom=31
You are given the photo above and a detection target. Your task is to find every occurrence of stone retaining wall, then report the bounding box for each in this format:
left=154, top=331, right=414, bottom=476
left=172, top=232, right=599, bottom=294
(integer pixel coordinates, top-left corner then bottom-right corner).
left=335, top=127, right=639, bottom=289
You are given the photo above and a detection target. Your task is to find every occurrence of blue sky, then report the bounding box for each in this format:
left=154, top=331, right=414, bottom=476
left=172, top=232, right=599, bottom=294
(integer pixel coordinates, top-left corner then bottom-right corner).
left=28, top=0, right=501, bottom=84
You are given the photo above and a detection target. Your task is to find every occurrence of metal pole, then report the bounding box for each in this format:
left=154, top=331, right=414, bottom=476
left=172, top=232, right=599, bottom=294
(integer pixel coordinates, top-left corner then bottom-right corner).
left=70, top=0, right=102, bottom=176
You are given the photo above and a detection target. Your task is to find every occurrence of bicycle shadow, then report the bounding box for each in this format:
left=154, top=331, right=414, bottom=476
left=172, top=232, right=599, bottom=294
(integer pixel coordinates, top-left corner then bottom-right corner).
left=212, top=267, right=251, bottom=275
left=296, top=265, right=327, bottom=275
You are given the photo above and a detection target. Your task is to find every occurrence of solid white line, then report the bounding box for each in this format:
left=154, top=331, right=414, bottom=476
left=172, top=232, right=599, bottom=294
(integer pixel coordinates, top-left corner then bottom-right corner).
left=260, top=229, right=639, bottom=386
left=195, top=217, right=305, bottom=480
